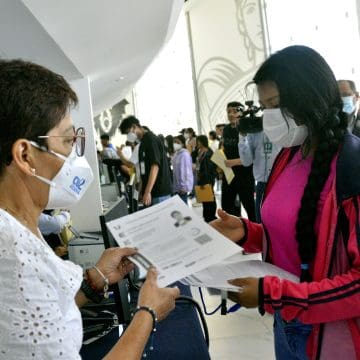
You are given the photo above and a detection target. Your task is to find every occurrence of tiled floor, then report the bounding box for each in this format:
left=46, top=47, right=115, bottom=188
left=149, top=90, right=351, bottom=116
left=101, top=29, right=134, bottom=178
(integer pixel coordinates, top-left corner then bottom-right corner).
left=191, top=287, right=274, bottom=359
left=189, top=193, right=275, bottom=359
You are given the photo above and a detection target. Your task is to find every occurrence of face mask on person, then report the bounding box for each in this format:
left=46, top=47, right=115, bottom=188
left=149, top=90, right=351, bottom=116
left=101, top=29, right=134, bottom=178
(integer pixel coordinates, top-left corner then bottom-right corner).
left=127, top=131, right=138, bottom=143
left=30, top=143, right=94, bottom=209
left=173, top=143, right=182, bottom=151
left=184, top=133, right=190, bottom=140
left=262, top=109, right=308, bottom=148
left=341, top=96, right=356, bottom=115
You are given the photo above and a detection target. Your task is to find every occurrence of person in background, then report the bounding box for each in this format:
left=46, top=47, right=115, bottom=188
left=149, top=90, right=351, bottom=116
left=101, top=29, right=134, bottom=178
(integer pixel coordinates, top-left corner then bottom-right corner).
left=39, top=210, right=70, bottom=258
left=208, top=130, right=220, bottom=152
left=238, top=130, right=281, bottom=223
left=183, top=127, right=198, bottom=201
left=119, top=116, right=172, bottom=206
left=120, top=140, right=133, bottom=160
left=337, top=79, right=360, bottom=137
left=165, top=134, right=175, bottom=159
left=215, top=123, right=226, bottom=140
left=164, top=134, right=175, bottom=178
left=39, top=210, right=70, bottom=235
left=211, top=45, right=360, bottom=360
left=100, top=133, right=119, bottom=159
left=222, top=102, right=256, bottom=220
left=0, top=59, right=179, bottom=359
left=172, top=135, right=194, bottom=204
left=196, top=135, right=217, bottom=222
left=117, top=139, right=142, bottom=210
left=208, top=130, right=222, bottom=194
left=215, top=123, right=226, bottom=150
left=184, top=127, right=197, bottom=153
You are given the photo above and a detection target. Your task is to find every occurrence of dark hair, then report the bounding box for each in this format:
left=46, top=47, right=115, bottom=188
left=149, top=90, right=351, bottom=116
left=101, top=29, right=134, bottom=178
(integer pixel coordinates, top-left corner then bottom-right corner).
left=0, top=59, right=78, bottom=176
left=227, top=101, right=242, bottom=108
left=119, top=115, right=140, bottom=134
left=185, top=127, right=196, bottom=136
left=165, top=135, right=174, bottom=155
left=197, top=135, right=208, bottom=148
left=209, top=130, right=217, bottom=140
left=337, top=79, right=357, bottom=93
left=100, top=134, right=110, bottom=141
left=215, top=123, right=226, bottom=129
left=174, top=135, right=186, bottom=146
left=254, top=45, right=347, bottom=282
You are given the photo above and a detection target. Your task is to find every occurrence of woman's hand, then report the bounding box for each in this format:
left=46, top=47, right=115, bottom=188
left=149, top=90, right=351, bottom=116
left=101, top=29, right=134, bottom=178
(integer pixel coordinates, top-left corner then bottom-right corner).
left=210, top=209, right=245, bottom=242
left=89, top=247, right=137, bottom=290
left=54, top=245, right=68, bottom=257
left=142, top=192, right=152, bottom=206
left=227, top=277, right=259, bottom=308
left=138, top=267, right=180, bottom=321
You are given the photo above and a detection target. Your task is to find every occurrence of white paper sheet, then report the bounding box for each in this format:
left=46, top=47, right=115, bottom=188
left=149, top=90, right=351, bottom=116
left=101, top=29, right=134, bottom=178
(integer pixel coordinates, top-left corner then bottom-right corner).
left=106, top=196, right=242, bottom=287
left=181, top=256, right=299, bottom=290
left=210, top=150, right=235, bottom=184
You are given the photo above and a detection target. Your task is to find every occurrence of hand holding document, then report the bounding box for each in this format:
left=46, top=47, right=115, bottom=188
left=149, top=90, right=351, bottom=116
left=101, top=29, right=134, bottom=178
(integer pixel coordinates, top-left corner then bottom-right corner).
left=210, top=149, right=234, bottom=184
left=106, top=196, right=242, bottom=287
left=180, top=252, right=299, bottom=291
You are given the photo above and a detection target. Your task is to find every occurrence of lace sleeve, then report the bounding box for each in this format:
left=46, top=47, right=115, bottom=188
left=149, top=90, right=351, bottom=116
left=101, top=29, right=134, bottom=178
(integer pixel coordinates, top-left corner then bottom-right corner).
left=0, top=211, right=82, bottom=360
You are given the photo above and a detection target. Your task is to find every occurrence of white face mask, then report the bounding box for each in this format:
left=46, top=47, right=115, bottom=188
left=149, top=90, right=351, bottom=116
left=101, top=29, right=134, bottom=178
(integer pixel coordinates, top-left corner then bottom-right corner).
left=30, top=144, right=94, bottom=209
left=184, top=133, right=190, bottom=140
left=127, top=131, right=138, bottom=143
left=262, top=109, right=308, bottom=148
left=341, top=95, right=356, bottom=115
left=173, top=143, right=182, bottom=151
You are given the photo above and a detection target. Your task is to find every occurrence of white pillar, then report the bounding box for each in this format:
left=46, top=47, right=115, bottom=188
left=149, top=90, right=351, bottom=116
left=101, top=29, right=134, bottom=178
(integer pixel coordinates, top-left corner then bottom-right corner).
left=69, top=77, right=103, bottom=232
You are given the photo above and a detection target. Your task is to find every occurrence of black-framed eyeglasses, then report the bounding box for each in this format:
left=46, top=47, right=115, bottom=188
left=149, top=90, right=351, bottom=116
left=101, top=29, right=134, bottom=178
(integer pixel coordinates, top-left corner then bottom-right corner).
left=38, top=127, right=86, bottom=156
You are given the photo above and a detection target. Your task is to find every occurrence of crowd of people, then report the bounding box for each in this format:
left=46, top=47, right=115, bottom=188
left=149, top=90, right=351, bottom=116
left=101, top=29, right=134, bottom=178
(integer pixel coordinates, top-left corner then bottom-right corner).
left=1, top=44, right=360, bottom=359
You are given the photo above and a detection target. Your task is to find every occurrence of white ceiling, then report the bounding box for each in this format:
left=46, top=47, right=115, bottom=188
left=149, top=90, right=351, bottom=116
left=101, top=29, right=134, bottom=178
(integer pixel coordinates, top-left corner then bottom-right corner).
left=0, top=0, right=183, bottom=115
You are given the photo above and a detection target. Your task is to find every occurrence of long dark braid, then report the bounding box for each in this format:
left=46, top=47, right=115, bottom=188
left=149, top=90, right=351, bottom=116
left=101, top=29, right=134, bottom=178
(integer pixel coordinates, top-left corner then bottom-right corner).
left=296, top=114, right=347, bottom=282
left=254, top=45, right=349, bottom=282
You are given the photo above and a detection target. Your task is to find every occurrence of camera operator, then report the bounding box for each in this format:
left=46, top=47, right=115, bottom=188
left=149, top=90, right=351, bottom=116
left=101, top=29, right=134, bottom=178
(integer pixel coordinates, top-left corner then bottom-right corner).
left=238, top=102, right=281, bottom=223
left=221, top=102, right=256, bottom=221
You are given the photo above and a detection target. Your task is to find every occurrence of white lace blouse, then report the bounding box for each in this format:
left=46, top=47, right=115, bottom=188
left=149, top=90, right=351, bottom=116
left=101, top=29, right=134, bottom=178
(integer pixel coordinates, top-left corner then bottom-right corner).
left=0, top=209, right=83, bottom=359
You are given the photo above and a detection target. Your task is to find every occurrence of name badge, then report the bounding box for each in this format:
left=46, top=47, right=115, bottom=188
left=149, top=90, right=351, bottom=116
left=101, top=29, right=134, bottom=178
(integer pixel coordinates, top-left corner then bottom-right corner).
left=264, top=142, right=273, bottom=154
left=140, top=161, right=146, bottom=175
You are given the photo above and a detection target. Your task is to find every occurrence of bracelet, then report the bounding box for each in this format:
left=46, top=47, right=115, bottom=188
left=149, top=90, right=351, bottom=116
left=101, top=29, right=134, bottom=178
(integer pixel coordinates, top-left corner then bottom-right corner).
left=93, top=266, right=110, bottom=299
left=133, top=306, right=158, bottom=357
left=80, top=279, right=103, bottom=304
left=132, top=306, right=158, bottom=333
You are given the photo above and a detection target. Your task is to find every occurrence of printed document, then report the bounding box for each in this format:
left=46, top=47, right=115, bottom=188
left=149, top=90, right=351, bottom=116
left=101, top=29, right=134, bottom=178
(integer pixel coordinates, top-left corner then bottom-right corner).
left=181, top=252, right=299, bottom=290
left=210, top=149, right=234, bottom=184
left=106, top=196, right=242, bottom=287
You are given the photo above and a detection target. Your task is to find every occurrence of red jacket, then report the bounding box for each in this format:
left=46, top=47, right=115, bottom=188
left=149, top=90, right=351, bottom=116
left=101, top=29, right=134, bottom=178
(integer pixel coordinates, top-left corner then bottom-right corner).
left=241, top=133, right=360, bottom=359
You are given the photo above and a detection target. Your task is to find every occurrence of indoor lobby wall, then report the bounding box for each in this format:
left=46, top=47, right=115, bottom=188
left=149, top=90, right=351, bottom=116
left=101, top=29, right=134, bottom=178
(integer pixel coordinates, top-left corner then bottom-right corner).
left=186, top=0, right=266, bottom=133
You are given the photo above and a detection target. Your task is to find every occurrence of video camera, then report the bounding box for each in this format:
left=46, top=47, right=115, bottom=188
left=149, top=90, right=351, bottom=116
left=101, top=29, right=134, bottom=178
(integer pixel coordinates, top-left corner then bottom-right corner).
left=237, top=100, right=263, bottom=134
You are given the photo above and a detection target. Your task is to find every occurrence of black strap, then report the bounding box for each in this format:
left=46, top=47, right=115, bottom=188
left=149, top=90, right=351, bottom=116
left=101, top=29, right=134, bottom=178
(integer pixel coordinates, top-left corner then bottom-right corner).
left=80, top=279, right=103, bottom=304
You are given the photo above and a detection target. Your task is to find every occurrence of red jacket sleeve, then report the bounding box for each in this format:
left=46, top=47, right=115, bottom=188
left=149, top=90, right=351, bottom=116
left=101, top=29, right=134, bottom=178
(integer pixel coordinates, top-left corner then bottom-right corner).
left=239, top=218, right=264, bottom=253
left=261, top=196, right=360, bottom=324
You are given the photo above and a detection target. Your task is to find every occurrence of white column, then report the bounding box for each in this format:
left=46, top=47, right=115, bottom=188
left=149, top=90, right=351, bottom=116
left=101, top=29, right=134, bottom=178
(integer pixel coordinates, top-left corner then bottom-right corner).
left=69, top=77, right=103, bottom=232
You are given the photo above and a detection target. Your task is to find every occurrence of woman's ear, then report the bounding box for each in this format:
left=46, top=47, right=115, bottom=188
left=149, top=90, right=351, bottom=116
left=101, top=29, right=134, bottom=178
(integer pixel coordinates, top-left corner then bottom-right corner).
left=10, top=139, right=36, bottom=176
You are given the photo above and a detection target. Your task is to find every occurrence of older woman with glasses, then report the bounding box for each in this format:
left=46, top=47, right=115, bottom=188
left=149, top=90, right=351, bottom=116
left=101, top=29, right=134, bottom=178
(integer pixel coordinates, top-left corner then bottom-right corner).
left=0, top=59, right=179, bottom=359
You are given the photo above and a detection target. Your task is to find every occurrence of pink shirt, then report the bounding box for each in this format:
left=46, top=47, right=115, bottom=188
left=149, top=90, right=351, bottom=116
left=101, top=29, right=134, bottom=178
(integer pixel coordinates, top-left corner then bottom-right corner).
left=261, top=149, right=336, bottom=276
